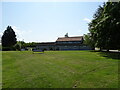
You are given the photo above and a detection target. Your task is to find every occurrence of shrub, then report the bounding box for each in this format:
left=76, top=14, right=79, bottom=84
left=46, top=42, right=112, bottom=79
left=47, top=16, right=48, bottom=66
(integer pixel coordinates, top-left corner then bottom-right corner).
left=14, top=43, right=21, bottom=51
left=2, top=47, right=16, bottom=51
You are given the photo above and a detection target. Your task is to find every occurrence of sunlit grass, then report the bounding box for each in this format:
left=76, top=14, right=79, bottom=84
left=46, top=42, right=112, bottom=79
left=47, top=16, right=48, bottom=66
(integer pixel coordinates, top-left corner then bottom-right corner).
left=2, top=51, right=119, bottom=88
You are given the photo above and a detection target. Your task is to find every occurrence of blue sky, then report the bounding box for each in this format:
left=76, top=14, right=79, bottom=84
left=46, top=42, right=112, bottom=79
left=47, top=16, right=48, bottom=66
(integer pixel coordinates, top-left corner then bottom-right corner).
left=1, top=1, right=104, bottom=42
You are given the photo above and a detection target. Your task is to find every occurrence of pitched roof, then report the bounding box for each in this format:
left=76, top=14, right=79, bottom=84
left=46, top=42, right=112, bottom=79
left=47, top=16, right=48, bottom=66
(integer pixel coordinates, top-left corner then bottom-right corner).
left=56, top=36, right=83, bottom=42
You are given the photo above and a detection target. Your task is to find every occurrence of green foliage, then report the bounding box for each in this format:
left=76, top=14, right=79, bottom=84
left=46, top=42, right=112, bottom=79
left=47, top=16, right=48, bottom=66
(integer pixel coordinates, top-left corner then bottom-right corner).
left=83, top=33, right=95, bottom=49
left=2, top=51, right=118, bottom=88
left=14, top=43, right=21, bottom=51
left=2, top=47, right=16, bottom=51
left=2, top=26, right=17, bottom=47
left=25, top=42, right=37, bottom=47
left=89, top=2, right=120, bottom=50
left=17, top=41, right=25, bottom=48
left=17, top=41, right=37, bottom=49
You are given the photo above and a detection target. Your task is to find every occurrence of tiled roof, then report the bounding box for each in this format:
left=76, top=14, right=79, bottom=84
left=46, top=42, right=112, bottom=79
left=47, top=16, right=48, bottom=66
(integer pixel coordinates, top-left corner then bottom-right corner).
left=56, top=36, right=83, bottom=42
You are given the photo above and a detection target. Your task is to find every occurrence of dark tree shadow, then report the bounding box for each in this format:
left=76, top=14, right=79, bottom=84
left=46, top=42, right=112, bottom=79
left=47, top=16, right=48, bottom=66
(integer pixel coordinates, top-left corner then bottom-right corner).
left=90, top=50, right=120, bottom=60
left=99, top=52, right=120, bottom=60
left=90, top=50, right=100, bottom=52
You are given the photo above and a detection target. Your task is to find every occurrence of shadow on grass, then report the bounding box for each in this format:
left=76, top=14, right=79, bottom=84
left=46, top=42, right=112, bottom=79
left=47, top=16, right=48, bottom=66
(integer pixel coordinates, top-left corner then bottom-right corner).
left=90, top=50, right=120, bottom=60
left=90, top=50, right=100, bottom=52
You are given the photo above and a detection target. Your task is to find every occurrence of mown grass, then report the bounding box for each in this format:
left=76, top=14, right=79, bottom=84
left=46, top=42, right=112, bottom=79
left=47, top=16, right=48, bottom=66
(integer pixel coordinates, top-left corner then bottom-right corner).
left=2, top=51, right=119, bottom=88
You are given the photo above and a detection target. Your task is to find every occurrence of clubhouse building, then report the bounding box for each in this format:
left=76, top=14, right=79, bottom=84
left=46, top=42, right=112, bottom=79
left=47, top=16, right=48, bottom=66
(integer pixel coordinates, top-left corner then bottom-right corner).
left=35, top=35, right=92, bottom=51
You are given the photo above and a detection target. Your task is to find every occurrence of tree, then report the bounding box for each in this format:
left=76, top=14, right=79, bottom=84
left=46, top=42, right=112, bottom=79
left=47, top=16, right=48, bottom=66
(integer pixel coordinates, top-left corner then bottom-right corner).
left=89, top=4, right=105, bottom=51
left=89, top=1, right=120, bottom=51
left=17, top=41, right=25, bottom=48
left=2, top=26, right=17, bottom=47
left=83, top=33, right=95, bottom=50
left=14, top=43, right=21, bottom=51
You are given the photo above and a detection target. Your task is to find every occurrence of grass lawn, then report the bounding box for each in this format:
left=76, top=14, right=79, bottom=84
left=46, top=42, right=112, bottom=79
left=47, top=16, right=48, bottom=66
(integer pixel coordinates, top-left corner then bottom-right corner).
left=2, top=51, right=119, bottom=88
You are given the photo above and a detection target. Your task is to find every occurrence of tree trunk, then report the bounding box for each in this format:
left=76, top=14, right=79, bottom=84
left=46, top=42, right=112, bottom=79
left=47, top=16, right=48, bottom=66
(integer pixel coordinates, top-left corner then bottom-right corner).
left=107, top=49, right=109, bottom=52
left=92, top=47, right=95, bottom=50
left=100, top=47, right=102, bottom=51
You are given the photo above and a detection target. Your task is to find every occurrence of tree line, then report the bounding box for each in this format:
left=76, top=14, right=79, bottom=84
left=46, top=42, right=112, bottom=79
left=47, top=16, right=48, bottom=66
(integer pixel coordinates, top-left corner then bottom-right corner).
left=1, top=26, right=37, bottom=51
left=84, top=1, right=120, bottom=51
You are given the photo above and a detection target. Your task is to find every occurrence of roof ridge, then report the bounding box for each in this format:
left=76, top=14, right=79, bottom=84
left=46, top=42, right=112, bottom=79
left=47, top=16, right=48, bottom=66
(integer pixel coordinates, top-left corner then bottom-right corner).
left=56, top=36, right=83, bottom=42
left=58, top=36, right=83, bottom=38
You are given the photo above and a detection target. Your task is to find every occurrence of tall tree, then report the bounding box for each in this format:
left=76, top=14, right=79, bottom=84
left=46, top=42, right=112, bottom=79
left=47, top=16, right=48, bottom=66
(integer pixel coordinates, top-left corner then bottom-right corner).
left=2, top=26, right=17, bottom=47
left=89, top=1, right=120, bottom=51
left=89, top=4, right=105, bottom=50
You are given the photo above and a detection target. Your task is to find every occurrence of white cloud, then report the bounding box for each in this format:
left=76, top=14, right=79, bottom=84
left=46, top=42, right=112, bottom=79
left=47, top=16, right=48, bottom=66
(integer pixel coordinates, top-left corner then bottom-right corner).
left=11, top=26, right=23, bottom=41
left=12, top=26, right=32, bottom=41
left=0, top=32, right=3, bottom=37
left=83, top=18, right=91, bottom=23
left=12, top=26, right=23, bottom=34
left=0, top=26, right=33, bottom=42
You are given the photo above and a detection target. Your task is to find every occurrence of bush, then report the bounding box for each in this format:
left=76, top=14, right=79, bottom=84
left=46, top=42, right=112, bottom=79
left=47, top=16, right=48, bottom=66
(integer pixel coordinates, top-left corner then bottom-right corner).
left=2, top=43, right=21, bottom=51
left=14, top=43, right=21, bottom=51
left=2, top=47, right=16, bottom=51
